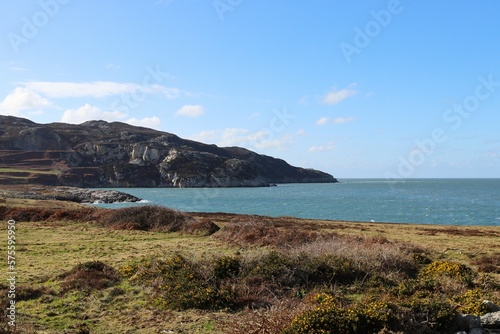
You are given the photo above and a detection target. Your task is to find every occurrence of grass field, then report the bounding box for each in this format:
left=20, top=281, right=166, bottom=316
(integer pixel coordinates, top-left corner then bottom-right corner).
left=0, top=197, right=499, bottom=333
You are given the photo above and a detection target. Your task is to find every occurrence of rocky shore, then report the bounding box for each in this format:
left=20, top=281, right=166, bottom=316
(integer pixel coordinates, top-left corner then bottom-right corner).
left=1, top=185, right=141, bottom=204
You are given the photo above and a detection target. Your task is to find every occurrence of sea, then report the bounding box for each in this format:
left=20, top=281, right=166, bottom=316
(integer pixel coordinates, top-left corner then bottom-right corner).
left=95, top=179, right=500, bottom=226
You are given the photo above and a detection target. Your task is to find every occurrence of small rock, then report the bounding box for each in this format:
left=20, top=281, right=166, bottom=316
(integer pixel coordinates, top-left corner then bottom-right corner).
left=482, top=311, right=500, bottom=329
left=456, top=313, right=482, bottom=330
left=470, top=329, right=484, bottom=334
left=484, top=301, right=500, bottom=313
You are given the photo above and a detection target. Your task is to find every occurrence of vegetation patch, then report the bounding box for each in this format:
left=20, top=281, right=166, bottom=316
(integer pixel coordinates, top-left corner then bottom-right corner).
left=472, top=253, right=500, bottom=273
left=99, top=205, right=192, bottom=232
left=59, top=261, right=121, bottom=292
left=130, top=255, right=234, bottom=311
left=419, top=260, right=476, bottom=286
left=216, top=219, right=328, bottom=247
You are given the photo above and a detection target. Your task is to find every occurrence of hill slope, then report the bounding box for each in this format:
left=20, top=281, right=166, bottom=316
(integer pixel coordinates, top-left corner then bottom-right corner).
left=0, top=116, right=337, bottom=187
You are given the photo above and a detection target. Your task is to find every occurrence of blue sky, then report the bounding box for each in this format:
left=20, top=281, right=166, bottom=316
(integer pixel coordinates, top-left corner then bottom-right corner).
left=1, top=1, right=499, bottom=178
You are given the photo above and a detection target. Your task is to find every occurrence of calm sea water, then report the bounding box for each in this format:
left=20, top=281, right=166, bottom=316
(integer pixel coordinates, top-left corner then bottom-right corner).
left=96, top=179, right=500, bottom=226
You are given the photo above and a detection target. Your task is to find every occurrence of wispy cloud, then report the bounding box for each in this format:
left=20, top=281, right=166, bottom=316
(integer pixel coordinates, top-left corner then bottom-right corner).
left=309, top=143, right=336, bottom=152
left=315, top=116, right=357, bottom=125
left=316, top=117, right=329, bottom=126
left=175, top=104, right=204, bottom=117
left=323, top=83, right=357, bottom=105
left=21, top=81, right=189, bottom=99
left=0, top=87, right=53, bottom=115
left=332, top=117, right=356, bottom=124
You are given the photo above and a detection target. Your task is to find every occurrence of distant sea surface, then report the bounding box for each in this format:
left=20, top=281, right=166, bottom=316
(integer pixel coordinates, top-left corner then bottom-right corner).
left=96, top=179, right=500, bottom=226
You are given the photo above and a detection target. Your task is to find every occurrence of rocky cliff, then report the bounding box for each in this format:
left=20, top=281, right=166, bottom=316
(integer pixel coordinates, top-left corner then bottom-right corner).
left=0, top=115, right=337, bottom=187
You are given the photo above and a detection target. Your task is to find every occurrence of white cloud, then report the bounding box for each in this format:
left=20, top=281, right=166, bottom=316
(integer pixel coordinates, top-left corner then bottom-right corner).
left=316, top=117, right=329, bottom=125
left=323, top=84, right=357, bottom=105
left=0, top=87, right=53, bottom=115
left=22, top=81, right=188, bottom=99
left=190, top=127, right=297, bottom=151
left=309, top=143, right=336, bottom=152
left=332, top=117, right=356, bottom=124
left=219, top=128, right=264, bottom=146
left=61, top=103, right=162, bottom=129
left=126, top=116, right=161, bottom=129
left=61, top=104, right=126, bottom=123
left=175, top=104, right=204, bottom=117
left=315, top=116, right=357, bottom=125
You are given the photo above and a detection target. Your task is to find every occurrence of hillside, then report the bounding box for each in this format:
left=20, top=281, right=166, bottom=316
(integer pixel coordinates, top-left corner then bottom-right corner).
left=0, top=116, right=337, bottom=187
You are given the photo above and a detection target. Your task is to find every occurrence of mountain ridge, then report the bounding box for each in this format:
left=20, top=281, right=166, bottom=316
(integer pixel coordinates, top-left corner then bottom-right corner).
left=0, top=115, right=337, bottom=187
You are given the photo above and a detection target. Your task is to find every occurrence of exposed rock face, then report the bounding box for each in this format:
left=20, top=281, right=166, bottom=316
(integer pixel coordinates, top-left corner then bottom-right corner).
left=0, top=116, right=338, bottom=188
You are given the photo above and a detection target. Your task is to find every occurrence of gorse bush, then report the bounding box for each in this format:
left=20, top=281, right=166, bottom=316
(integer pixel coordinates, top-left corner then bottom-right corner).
left=420, top=260, right=475, bottom=286
left=213, top=255, right=241, bottom=279
left=454, top=288, right=487, bottom=316
left=131, top=255, right=234, bottom=310
left=284, top=293, right=393, bottom=334
left=403, top=295, right=457, bottom=332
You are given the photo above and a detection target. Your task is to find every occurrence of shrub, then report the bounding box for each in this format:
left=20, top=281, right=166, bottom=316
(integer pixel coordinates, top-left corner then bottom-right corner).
left=284, top=294, right=393, bottom=334
left=216, top=219, right=325, bottom=247
left=0, top=207, right=54, bottom=222
left=131, top=255, right=234, bottom=310
left=101, top=205, right=192, bottom=232
left=213, top=255, right=241, bottom=279
left=293, top=239, right=417, bottom=284
left=182, top=219, right=220, bottom=236
left=60, top=261, right=120, bottom=292
left=454, top=289, right=487, bottom=316
left=403, top=295, right=456, bottom=332
left=118, top=263, right=138, bottom=278
left=420, top=260, right=475, bottom=286
left=220, top=299, right=308, bottom=334
left=243, top=251, right=366, bottom=293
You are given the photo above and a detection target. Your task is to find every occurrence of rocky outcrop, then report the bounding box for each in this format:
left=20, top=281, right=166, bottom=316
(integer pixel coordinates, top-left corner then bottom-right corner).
left=454, top=302, right=500, bottom=334
left=0, top=116, right=338, bottom=188
left=3, top=186, right=140, bottom=203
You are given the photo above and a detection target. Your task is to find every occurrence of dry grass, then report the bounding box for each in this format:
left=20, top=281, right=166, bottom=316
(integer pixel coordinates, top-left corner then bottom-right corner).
left=215, top=218, right=330, bottom=247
